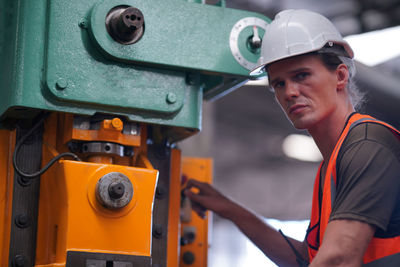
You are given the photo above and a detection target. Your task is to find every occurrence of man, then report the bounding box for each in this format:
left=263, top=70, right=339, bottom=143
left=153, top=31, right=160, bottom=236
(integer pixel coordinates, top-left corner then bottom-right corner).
left=184, top=9, right=400, bottom=267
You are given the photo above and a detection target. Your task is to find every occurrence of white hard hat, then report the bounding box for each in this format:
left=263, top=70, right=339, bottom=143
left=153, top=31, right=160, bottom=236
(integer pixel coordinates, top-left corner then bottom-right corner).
left=250, top=9, right=354, bottom=76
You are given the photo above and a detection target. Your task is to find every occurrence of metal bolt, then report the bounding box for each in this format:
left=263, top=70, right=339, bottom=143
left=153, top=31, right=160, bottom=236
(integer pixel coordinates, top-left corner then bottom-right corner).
left=56, top=78, right=68, bottom=90
left=182, top=251, right=195, bottom=265
left=17, top=176, right=32, bottom=187
left=155, top=185, right=167, bottom=199
left=13, top=254, right=26, bottom=267
left=15, top=214, right=29, bottom=228
left=108, top=182, right=125, bottom=199
left=153, top=224, right=165, bottom=239
left=166, top=92, right=177, bottom=104
left=111, top=118, right=123, bottom=130
left=78, top=18, right=87, bottom=29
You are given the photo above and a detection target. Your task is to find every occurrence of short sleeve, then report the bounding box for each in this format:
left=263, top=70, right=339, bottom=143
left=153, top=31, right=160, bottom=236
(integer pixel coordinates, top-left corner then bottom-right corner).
left=329, top=123, right=400, bottom=233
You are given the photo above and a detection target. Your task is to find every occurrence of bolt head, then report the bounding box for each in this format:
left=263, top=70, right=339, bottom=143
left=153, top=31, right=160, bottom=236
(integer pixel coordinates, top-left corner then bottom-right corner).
left=78, top=18, right=87, bottom=29
left=15, top=214, right=29, bottom=228
left=56, top=78, right=68, bottom=90
left=153, top=224, right=165, bottom=239
left=13, top=255, right=26, bottom=267
left=166, top=92, right=177, bottom=104
left=108, top=182, right=125, bottom=199
left=111, top=118, right=123, bottom=130
left=182, top=251, right=195, bottom=265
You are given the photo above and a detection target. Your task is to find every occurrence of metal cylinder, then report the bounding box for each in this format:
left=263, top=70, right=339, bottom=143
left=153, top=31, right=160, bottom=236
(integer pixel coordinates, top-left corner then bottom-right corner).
left=106, top=5, right=145, bottom=45
left=95, top=172, right=134, bottom=209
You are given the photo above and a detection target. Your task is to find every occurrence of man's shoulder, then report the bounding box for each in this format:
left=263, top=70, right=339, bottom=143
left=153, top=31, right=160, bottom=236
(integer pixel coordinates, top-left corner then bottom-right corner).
left=342, top=121, right=400, bottom=158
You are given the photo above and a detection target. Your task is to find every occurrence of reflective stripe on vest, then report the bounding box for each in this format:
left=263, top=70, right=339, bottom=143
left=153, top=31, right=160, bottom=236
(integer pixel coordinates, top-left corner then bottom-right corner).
left=306, top=113, right=400, bottom=264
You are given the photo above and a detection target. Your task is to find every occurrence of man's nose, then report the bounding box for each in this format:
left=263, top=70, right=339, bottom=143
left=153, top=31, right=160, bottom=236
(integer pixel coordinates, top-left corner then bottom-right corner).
left=284, top=80, right=300, bottom=100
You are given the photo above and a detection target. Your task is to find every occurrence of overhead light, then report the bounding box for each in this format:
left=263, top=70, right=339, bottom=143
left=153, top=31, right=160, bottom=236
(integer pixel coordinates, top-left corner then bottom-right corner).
left=282, top=134, right=322, bottom=162
left=345, top=26, right=400, bottom=66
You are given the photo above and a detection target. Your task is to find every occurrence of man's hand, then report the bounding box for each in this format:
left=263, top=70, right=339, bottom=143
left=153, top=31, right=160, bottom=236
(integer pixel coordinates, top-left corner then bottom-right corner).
left=184, top=179, right=235, bottom=219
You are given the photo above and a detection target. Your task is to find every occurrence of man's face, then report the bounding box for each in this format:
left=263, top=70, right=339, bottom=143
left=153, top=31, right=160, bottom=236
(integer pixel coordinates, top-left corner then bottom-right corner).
left=268, top=55, right=340, bottom=130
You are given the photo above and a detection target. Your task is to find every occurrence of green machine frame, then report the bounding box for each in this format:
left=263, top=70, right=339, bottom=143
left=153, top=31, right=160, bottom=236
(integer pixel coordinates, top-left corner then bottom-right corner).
left=0, top=0, right=269, bottom=141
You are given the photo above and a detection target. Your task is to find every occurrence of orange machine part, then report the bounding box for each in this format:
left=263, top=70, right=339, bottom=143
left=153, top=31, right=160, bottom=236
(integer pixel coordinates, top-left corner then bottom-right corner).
left=35, top=113, right=159, bottom=266
left=180, top=157, right=213, bottom=267
left=0, top=130, right=16, bottom=266
left=60, top=114, right=141, bottom=148
left=35, top=160, right=158, bottom=265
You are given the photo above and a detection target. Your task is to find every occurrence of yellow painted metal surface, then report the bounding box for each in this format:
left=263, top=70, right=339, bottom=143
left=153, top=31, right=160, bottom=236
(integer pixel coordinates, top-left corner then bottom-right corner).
left=180, top=157, right=213, bottom=267
left=2, top=112, right=210, bottom=266
left=0, top=130, right=16, bottom=266
left=35, top=113, right=159, bottom=266
left=35, top=160, right=158, bottom=265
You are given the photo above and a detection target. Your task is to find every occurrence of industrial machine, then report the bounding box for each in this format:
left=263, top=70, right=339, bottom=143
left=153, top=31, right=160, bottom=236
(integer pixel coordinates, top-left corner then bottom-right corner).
left=0, top=0, right=270, bottom=266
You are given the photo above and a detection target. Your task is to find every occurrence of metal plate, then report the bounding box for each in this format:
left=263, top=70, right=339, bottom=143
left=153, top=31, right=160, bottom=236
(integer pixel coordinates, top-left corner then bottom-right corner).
left=66, top=251, right=151, bottom=267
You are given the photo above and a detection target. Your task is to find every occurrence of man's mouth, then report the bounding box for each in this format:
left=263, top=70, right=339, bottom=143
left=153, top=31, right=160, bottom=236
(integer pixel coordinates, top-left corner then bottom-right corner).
left=288, top=104, right=307, bottom=115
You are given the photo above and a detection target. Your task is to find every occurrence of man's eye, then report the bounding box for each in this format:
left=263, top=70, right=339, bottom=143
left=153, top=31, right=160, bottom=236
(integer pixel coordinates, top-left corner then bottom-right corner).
left=295, top=72, right=309, bottom=80
left=273, top=81, right=285, bottom=89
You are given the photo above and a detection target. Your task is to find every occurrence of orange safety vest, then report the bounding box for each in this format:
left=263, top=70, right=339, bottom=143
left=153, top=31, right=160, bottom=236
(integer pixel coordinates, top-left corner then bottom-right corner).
left=306, top=113, right=400, bottom=265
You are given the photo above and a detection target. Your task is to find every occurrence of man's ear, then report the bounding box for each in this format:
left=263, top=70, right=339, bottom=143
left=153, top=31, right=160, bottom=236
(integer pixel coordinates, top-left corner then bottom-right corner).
left=336, top=64, right=349, bottom=91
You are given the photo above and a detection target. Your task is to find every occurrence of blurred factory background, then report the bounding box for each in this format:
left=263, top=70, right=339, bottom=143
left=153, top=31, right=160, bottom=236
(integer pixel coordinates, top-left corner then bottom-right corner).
left=179, top=0, right=400, bottom=266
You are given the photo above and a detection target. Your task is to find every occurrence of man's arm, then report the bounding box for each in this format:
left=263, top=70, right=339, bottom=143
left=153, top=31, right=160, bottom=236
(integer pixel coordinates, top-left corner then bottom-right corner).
left=310, top=219, right=375, bottom=267
left=184, top=179, right=309, bottom=266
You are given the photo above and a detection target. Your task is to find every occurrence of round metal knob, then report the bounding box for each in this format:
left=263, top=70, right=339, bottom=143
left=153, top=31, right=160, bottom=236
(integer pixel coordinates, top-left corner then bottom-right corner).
left=106, top=6, right=145, bottom=45
left=95, top=172, right=133, bottom=209
left=108, top=182, right=125, bottom=199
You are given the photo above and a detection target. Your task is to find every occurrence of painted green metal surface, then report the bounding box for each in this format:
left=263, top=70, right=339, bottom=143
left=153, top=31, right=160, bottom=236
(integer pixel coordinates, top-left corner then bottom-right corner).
left=86, top=0, right=267, bottom=76
left=0, top=0, right=270, bottom=140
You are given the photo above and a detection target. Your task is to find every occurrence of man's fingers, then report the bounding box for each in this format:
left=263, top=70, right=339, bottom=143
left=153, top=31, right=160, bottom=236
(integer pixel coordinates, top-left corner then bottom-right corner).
left=192, top=201, right=207, bottom=219
left=184, top=188, right=204, bottom=203
left=185, top=179, right=209, bottom=191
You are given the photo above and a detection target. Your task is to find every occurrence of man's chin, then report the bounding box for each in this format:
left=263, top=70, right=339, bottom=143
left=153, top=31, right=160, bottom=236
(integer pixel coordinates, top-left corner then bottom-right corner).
left=289, top=118, right=310, bottom=130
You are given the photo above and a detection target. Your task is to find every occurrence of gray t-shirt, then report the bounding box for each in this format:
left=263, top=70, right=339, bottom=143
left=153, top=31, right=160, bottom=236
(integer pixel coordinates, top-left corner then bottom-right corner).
left=329, top=122, right=400, bottom=238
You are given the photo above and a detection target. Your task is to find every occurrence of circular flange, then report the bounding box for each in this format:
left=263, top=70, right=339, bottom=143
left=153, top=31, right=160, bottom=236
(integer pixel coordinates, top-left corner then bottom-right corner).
left=229, top=17, right=269, bottom=70
left=95, top=172, right=134, bottom=209
left=87, top=167, right=138, bottom=218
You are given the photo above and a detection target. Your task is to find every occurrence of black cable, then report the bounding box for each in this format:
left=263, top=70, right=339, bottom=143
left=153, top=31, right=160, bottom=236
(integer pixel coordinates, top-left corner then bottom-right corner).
left=279, top=229, right=309, bottom=267
left=12, top=114, right=82, bottom=178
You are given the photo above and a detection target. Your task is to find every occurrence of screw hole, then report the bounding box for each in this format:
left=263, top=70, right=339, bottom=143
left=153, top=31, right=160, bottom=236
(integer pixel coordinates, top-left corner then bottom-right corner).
left=104, top=145, right=111, bottom=152
left=130, top=14, right=136, bottom=20
left=125, top=15, right=129, bottom=19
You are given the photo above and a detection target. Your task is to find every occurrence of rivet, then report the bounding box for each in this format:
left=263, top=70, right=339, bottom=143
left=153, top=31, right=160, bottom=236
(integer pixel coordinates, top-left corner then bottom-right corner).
left=166, top=92, right=177, bottom=104
left=153, top=224, right=165, bottom=239
left=56, top=78, right=68, bottom=90
left=78, top=18, right=87, bottom=29
left=155, top=185, right=167, bottom=199
left=13, top=255, right=26, bottom=267
left=182, top=251, right=195, bottom=265
left=15, top=214, right=29, bottom=228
